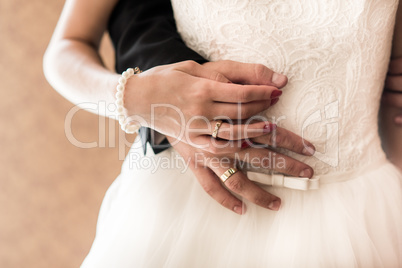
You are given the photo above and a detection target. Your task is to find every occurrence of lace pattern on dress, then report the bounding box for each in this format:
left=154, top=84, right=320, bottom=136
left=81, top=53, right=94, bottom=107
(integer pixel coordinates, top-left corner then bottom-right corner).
left=171, top=0, right=399, bottom=175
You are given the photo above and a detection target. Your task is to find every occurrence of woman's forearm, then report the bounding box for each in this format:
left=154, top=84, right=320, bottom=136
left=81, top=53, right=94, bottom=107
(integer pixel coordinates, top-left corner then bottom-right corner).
left=43, top=0, right=120, bottom=117
left=43, top=39, right=118, bottom=117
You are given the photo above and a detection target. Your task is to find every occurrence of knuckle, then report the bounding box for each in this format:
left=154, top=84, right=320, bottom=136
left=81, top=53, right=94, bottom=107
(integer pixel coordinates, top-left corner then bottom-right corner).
left=208, top=145, right=218, bottom=154
left=226, top=177, right=245, bottom=193
left=240, top=106, right=251, bottom=119
left=222, top=59, right=233, bottom=65
left=261, top=156, right=271, bottom=168
left=189, top=106, right=204, bottom=116
left=271, top=132, right=282, bottom=146
left=182, top=60, right=197, bottom=69
left=253, top=64, right=268, bottom=80
left=220, top=196, right=234, bottom=209
left=253, top=194, right=272, bottom=207
left=218, top=60, right=233, bottom=69
left=240, top=88, right=252, bottom=102
left=262, top=132, right=274, bottom=146
left=211, top=72, right=226, bottom=82
left=201, top=182, right=216, bottom=197
left=290, top=140, right=300, bottom=152
left=284, top=160, right=298, bottom=175
left=276, top=133, right=299, bottom=152
left=225, top=145, right=239, bottom=154
left=230, top=127, right=241, bottom=140
left=279, top=133, right=291, bottom=147
left=192, top=85, right=209, bottom=100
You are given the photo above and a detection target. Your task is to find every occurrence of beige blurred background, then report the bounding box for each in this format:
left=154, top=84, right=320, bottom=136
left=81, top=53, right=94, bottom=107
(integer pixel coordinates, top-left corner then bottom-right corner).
left=0, top=0, right=131, bottom=267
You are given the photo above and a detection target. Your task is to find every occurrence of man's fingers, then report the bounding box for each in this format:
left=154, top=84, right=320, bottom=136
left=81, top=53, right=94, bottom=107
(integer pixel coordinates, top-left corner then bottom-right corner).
left=209, top=161, right=281, bottom=211
left=187, top=121, right=277, bottom=154
left=252, top=127, right=316, bottom=156
left=190, top=163, right=246, bottom=215
left=385, top=75, right=402, bottom=91
left=204, top=60, right=288, bottom=88
left=388, top=57, right=402, bottom=75
left=382, top=89, right=402, bottom=108
left=208, top=82, right=281, bottom=103
left=236, top=148, right=314, bottom=178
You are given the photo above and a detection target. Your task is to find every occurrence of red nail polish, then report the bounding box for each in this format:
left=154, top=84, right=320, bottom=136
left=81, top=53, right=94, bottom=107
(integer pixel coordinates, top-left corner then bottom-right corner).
left=241, top=141, right=250, bottom=149
left=270, top=98, right=279, bottom=106
left=263, top=123, right=277, bottom=133
left=271, top=90, right=282, bottom=98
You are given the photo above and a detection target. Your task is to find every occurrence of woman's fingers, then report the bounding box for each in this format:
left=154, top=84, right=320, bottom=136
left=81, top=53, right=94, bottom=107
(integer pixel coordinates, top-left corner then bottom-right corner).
left=208, top=81, right=282, bottom=103
left=214, top=121, right=277, bottom=140
left=209, top=161, right=281, bottom=211
left=190, top=164, right=246, bottom=215
left=252, top=127, right=316, bottom=156
left=187, top=120, right=275, bottom=141
left=203, top=60, right=288, bottom=88
left=213, top=99, right=279, bottom=119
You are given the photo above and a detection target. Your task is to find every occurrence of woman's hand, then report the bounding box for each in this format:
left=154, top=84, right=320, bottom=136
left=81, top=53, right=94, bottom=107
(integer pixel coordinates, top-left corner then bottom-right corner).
left=166, top=125, right=315, bottom=215
left=124, top=60, right=287, bottom=151
left=44, top=0, right=287, bottom=151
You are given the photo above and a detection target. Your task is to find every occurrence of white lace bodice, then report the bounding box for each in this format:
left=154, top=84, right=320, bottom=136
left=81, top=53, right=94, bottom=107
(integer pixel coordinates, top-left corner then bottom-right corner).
left=172, top=0, right=399, bottom=175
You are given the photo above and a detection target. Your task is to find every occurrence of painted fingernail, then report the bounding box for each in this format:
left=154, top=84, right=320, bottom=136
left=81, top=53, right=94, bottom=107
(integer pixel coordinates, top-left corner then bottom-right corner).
left=263, top=123, right=277, bottom=133
left=302, top=145, right=315, bottom=156
left=270, top=98, right=279, bottom=106
left=299, top=168, right=312, bottom=178
left=241, top=141, right=251, bottom=149
left=272, top=73, right=287, bottom=86
left=271, top=90, right=282, bottom=98
left=268, top=200, right=281, bottom=211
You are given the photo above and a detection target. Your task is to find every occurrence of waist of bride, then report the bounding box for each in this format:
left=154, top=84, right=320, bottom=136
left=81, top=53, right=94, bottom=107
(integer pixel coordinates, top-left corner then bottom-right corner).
left=245, top=156, right=388, bottom=191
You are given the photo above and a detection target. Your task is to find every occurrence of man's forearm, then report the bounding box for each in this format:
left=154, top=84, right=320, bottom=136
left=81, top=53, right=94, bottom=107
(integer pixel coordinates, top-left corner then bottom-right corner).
left=108, top=0, right=207, bottom=73
left=107, top=0, right=208, bottom=152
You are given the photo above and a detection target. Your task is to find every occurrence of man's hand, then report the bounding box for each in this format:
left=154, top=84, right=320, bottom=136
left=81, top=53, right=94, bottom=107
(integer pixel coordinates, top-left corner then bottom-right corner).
left=383, top=57, right=402, bottom=126
left=167, top=126, right=315, bottom=215
left=380, top=57, right=402, bottom=169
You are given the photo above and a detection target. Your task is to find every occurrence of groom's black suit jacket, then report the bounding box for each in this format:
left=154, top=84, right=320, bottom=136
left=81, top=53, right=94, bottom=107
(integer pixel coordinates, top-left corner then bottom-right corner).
left=108, top=0, right=207, bottom=154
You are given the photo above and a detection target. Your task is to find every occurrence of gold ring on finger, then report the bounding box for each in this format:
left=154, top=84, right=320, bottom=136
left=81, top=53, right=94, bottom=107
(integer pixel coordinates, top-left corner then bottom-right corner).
left=220, top=167, right=238, bottom=183
left=212, top=120, right=223, bottom=139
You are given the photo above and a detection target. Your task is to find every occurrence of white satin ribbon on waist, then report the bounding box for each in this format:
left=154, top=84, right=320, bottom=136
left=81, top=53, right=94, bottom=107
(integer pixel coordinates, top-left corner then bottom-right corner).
left=247, top=172, right=320, bottom=191
left=246, top=156, right=388, bottom=191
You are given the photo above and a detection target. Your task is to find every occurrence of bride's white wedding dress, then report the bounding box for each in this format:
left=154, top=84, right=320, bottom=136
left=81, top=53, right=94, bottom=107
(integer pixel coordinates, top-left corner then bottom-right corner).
left=82, top=1, right=402, bottom=267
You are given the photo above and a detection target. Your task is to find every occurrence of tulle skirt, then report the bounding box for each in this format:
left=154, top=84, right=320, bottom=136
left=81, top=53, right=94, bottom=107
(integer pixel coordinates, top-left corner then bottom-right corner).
left=82, top=138, right=402, bottom=268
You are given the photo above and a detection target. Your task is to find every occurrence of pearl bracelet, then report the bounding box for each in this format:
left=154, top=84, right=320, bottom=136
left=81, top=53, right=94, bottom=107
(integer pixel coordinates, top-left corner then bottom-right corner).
left=115, top=67, right=142, bottom=134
